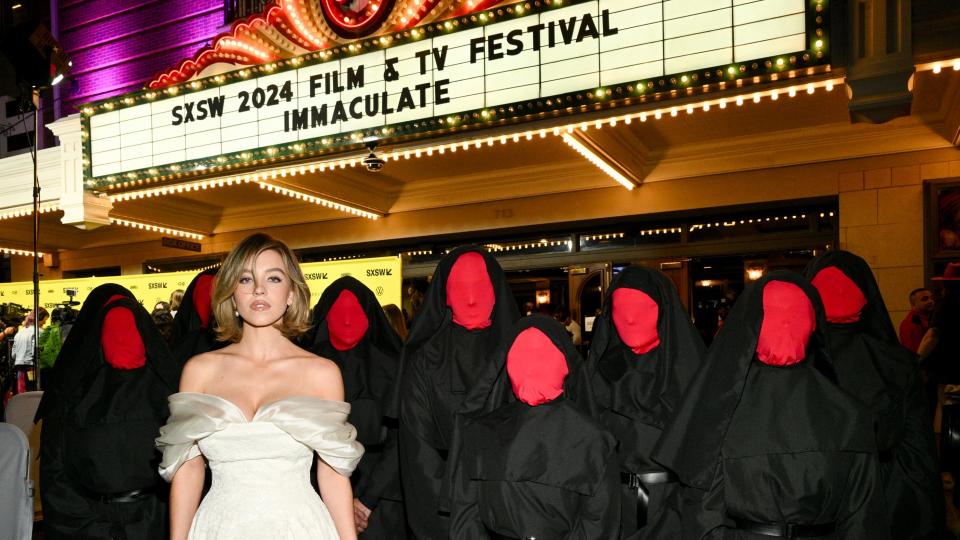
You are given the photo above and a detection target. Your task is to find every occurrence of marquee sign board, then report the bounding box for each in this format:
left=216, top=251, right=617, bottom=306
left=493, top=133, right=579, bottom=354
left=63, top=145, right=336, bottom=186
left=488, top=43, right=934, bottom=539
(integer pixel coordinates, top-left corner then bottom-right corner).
left=83, top=0, right=827, bottom=187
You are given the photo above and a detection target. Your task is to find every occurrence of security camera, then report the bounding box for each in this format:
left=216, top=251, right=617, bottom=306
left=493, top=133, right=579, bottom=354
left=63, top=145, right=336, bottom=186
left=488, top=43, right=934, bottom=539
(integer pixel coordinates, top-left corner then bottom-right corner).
left=362, top=140, right=385, bottom=172
left=363, top=152, right=385, bottom=172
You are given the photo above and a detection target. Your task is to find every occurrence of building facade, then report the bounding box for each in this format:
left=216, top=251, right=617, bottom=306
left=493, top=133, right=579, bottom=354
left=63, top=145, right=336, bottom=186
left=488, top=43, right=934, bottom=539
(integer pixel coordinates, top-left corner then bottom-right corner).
left=0, top=0, right=957, bottom=335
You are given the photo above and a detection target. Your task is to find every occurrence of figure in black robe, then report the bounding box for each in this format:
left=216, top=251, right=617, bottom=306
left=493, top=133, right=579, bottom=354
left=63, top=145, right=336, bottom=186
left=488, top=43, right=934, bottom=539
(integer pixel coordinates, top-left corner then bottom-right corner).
left=37, top=285, right=179, bottom=539
left=302, top=276, right=406, bottom=539
left=169, top=268, right=224, bottom=365
left=806, top=251, right=943, bottom=539
left=585, top=266, right=705, bottom=539
left=449, top=315, right=620, bottom=539
left=652, top=272, right=890, bottom=540
left=396, top=246, right=520, bottom=539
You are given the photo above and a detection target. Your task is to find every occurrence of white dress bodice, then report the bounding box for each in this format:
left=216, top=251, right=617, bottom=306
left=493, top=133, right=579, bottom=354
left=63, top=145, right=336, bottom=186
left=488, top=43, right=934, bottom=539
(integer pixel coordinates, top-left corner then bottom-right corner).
left=156, top=392, right=365, bottom=540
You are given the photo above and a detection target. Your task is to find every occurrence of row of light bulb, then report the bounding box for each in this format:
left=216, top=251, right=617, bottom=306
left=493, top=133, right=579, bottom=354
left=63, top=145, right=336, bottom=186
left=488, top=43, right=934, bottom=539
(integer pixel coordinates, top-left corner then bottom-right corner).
left=0, top=246, right=44, bottom=257
left=104, top=76, right=845, bottom=226
left=0, top=204, right=62, bottom=222
left=258, top=182, right=381, bottom=219
left=109, top=217, right=205, bottom=240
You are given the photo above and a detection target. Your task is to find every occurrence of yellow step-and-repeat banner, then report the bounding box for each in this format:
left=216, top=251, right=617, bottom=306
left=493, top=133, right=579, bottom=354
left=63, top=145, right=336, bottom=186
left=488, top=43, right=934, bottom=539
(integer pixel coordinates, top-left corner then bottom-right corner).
left=0, top=256, right=402, bottom=314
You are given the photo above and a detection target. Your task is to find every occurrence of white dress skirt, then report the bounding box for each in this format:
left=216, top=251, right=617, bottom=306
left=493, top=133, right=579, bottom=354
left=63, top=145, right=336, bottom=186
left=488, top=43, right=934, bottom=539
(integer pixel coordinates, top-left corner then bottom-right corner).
left=156, top=393, right=365, bottom=540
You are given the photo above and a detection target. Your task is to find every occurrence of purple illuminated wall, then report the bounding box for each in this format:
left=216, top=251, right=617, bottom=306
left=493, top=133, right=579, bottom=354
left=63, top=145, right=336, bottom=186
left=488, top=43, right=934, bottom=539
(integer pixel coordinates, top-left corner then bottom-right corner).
left=58, top=0, right=227, bottom=116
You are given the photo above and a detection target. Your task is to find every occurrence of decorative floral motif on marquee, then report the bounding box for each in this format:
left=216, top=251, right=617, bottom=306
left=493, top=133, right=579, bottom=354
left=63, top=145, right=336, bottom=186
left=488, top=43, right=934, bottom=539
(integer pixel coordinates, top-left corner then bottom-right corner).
left=148, top=0, right=498, bottom=88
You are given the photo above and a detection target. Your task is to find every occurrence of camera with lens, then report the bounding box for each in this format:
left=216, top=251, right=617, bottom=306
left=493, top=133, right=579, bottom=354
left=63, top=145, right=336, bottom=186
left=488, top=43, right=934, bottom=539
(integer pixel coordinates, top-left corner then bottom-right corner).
left=362, top=139, right=385, bottom=172
left=363, top=152, right=385, bottom=172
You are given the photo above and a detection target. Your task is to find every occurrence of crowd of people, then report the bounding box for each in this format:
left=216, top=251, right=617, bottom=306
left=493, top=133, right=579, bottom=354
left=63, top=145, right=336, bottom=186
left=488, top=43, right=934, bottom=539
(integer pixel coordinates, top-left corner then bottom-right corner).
left=8, top=233, right=954, bottom=539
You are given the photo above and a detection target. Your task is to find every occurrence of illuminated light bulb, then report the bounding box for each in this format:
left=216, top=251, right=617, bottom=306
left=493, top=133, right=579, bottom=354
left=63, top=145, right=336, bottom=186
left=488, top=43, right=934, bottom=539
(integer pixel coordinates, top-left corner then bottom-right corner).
left=826, top=81, right=834, bottom=91
left=500, top=135, right=507, bottom=144
left=513, top=134, right=520, bottom=142
left=670, top=107, right=678, bottom=117
left=462, top=141, right=469, bottom=150
left=624, top=116, right=631, bottom=125
left=806, top=83, right=814, bottom=94
left=404, top=151, right=411, bottom=159
left=595, top=120, right=602, bottom=129
left=654, top=110, right=662, bottom=119
left=954, top=60, right=960, bottom=71
left=815, top=39, right=823, bottom=49
left=686, top=105, right=693, bottom=114
left=486, top=137, right=494, bottom=146
left=752, top=93, right=760, bottom=103
left=565, top=126, right=573, bottom=133
left=540, top=129, right=547, bottom=137
left=474, top=140, right=482, bottom=148
left=525, top=132, right=532, bottom=140
left=788, top=87, right=796, bottom=97
left=640, top=113, right=646, bottom=122
left=580, top=123, right=587, bottom=131
left=703, top=103, right=710, bottom=111
left=770, top=90, right=778, bottom=100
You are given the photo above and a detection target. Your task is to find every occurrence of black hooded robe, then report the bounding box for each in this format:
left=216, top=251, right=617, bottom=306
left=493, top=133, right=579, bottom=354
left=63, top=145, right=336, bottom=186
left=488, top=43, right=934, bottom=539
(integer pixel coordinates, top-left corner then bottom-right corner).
left=169, top=268, right=224, bottom=366
left=805, top=251, right=943, bottom=539
left=449, top=315, right=620, bottom=540
left=586, top=266, right=705, bottom=539
left=302, top=276, right=407, bottom=539
left=38, top=285, right=179, bottom=539
left=396, top=246, right=520, bottom=540
left=652, top=272, right=890, bottom=540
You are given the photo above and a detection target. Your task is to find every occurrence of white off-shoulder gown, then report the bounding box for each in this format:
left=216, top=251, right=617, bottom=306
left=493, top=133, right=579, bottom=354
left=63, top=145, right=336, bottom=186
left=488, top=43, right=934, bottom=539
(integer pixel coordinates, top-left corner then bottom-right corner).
left=156, top=392, right=364, bottom=540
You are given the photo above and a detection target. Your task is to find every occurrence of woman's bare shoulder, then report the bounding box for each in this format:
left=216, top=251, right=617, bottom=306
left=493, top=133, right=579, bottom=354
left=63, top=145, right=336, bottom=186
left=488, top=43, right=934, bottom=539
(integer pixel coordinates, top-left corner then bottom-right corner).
left=292, top=350, right=345, bottom=402
left=180, top=348, right=234, bottom=392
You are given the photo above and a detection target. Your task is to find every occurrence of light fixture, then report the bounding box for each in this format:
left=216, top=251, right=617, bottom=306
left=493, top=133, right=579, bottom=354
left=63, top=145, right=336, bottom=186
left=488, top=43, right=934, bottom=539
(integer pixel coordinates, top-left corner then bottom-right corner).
left=0, top=246, right=42, bottom=257
left=109, top=216, right=205, bottom=240
left=535, top=289, right=551, bottom=305
left=561, top=132, right=640, bottom=190
left=0, top=203, right=61, bottom=222
left=258, top=182, right=381, bottom=219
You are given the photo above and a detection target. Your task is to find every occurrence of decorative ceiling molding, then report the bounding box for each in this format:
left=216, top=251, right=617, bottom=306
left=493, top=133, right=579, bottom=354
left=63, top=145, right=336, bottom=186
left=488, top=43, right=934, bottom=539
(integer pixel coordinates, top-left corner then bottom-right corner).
left=148, top=0, right=508, bottom=88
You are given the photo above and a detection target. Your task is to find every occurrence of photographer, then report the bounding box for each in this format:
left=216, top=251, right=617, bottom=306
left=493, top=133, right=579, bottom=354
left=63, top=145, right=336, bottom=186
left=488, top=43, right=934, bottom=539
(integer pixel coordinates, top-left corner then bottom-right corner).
left=12, top=307, right=48, bottom=393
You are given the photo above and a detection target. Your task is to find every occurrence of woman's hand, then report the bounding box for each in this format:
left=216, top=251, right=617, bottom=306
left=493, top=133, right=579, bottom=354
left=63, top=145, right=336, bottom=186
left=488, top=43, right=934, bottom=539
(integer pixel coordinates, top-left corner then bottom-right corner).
left=353, top=499, right=372, bottom=533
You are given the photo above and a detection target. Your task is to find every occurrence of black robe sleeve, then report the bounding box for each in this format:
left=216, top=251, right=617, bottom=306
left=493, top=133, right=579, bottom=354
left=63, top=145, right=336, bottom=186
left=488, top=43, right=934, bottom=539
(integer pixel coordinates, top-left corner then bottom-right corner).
left=568, top=455, right=621, bottom=540
left=355, top=425, right=402, bottom=509
left=449, top=438, right=488, bottom=539
left=887, top=373, right=944, bottom=539
left=39, top=411, right=96, bottom=538
left=837, top=452, right=891, bottom=539
left=399, top=355, right=448, bottom=539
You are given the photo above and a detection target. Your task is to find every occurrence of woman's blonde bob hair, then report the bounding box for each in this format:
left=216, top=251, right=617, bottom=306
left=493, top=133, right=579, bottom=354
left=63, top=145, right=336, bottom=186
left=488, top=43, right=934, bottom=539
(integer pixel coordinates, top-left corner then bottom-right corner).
left=213, top=233, right=312, bottom=342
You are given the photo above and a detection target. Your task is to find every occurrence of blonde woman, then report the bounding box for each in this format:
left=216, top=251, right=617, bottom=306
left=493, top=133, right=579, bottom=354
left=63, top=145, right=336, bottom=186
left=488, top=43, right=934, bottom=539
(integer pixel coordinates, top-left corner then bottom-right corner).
left=157, top=233, right=364, bottom=540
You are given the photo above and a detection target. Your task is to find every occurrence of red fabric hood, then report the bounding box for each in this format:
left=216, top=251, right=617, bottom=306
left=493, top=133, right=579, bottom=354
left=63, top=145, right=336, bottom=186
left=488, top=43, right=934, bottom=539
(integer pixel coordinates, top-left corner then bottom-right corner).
left=192, top=274, right=215, bottom=329
left=327, top=289, right=369, bottom=351
left=507, top=327, right=569, bottom=406
left=810, top=266, right=867, bottom=323
left=611, top=287, right=660, bottom=355
left=756, top=280, right=815, bottom=366
left=101, top=305, right=146, bottom=370
left=446, top=251, right=495, bottom=330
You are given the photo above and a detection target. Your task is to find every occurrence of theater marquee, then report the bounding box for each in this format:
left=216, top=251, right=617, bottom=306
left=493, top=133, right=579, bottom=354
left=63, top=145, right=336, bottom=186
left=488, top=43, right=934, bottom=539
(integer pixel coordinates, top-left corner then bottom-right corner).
left=83, top=0, right=828, bottom=186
